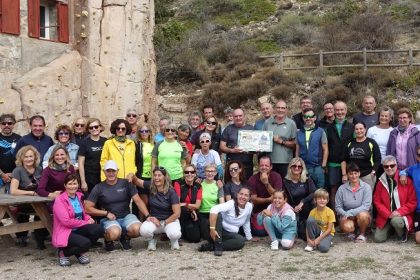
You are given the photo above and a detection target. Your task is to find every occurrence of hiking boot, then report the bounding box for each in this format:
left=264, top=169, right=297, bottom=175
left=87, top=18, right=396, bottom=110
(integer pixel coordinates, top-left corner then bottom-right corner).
left=120, top=237, right=132, bottom=251
left=147, top=239, right=157, bottom=251
left=214, top=241, right=223, bottom=256
left=171, top=239, right=180, bottom=250
left=76, top=253, right=90, bottom=265
left=198, top=242, right=213, bottom=252
left=105, top=241, right=116, bottom=252
left=58, top=250, right=71, bottom=267
left=270, top=240, right=279, bottom=251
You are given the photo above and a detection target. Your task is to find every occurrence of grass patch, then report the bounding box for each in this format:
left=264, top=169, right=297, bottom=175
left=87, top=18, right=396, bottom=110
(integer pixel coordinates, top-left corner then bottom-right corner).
left=325, top=257, right=376, bottom=273
left=245, top=38, right=280, bottom=54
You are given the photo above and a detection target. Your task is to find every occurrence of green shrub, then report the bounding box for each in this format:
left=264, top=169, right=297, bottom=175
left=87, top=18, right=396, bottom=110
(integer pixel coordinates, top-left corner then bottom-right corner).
left=271, top=85, right=293, bottom=101
left=234, top=63, right=257, bottom=79
left=389, top=3, right=413, bottom=21
left=396, top=69, right=420, bottom=92
left=325, top=85, right=352, bottom=103
left=155, top=0, right=176, bottom=24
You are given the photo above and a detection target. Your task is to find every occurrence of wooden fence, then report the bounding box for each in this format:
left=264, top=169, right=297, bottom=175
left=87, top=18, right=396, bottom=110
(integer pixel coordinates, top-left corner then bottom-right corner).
left=260, top=48, right=420, bottom=71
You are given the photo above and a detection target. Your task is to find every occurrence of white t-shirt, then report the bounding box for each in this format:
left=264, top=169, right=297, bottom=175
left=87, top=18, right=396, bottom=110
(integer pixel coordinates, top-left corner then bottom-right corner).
left=366, top=126, right=393, bottom=162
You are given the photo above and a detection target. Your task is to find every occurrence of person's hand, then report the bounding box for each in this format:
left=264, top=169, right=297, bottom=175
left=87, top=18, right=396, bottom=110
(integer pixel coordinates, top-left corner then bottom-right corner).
left=216, top=179, right=223, bottom=189
left=294, top=202, right=304, bottom=213
left=210, top=228, right=220, bottom=241
left=262, top=209, right=272, bottom=217
left=1, top=173, right=12, bottom=183
left=260, top=172, right=269, bottom=185
left=191, top=210, right=198, bottom=222
left=126, top=173, right=135, bottom=183
left=250, top=237, right=259, bottom=242
left=106, top=212, right=116, bottom=221
left=342, top=174, right=348, bottom=183
left=390, top=210, right=401, bottom=218
left=307, top=238, right=315, bottom=247
left=81, top=181, right=88, bottom=192
left=147, top=216, right=160, bottom=227
left=195, top=178, right=202, bottom=184
left=88, top=218, right=95, bottom=224
left=273, top=136, right=283, bottom=145
left=314, top=237, right=321, bottom=246
left=231, top=146, right=243, bottom=154
left=399, top=175, right=407, bottom=185
left=49, top=191, right=61, bottom=200
left=179, top=140, right=186, bottom=148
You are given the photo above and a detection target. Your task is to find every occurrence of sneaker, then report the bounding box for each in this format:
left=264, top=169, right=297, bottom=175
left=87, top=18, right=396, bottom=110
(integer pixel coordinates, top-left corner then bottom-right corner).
left=304, top=245, right=314, bottom=252
left=120, top=237, right=132, bottom=251
left=105, top=241, right=116, bottom=252
left=347, top=233, right=356, bottom=241
left=198, top=242, right=213, bottom=252
left=398, top=232, right=408, bottom=243
left=270, top=240, right=279, bottom=251
left=214, top=242, right=223, bottom=256
left=58, top=250, right=71, bottom=267
left=171, top=239, right=180, bottom=250
left=76, top=253, right=90, bottom=265
left=147, top=239, right=157, bottom=251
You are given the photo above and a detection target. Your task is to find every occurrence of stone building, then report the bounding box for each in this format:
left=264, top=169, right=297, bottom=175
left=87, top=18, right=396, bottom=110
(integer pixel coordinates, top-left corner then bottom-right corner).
left=0, top=0, right=156, bottom=135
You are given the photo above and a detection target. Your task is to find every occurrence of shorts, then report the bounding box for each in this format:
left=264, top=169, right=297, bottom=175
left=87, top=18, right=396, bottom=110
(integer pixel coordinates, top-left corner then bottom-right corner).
left=327, top=166, right=342, bottom=187
left=100, top=213, right=141, bottom=231
left=414, top=212, right=420, bottom=232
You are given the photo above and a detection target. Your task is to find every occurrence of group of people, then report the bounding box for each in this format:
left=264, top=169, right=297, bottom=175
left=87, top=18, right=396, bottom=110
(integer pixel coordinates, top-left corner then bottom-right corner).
left=0, top=95, right=420, bottom=266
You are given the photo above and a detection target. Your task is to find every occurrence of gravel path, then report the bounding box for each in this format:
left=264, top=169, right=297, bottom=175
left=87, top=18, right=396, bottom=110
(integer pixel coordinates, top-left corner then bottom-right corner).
left=1, top=233, right=419, bottom=280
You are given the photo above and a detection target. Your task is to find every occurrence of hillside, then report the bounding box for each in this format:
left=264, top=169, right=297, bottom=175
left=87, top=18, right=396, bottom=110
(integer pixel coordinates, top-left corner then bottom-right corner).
left=154, top=0, right=420, bottom=123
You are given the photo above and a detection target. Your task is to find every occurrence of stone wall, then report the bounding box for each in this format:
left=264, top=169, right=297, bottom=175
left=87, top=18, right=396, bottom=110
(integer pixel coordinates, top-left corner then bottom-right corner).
left=0, top=0, right=156, bottom=136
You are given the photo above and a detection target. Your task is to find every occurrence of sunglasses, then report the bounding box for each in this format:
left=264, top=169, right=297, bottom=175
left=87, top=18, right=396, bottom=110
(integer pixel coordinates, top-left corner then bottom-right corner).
left=89, top=125, right=99, bottom=130
left=139, top=129, right=149, bottom=133
left=127, top=114, right=137, bottom=118
left=1, top=122, right=14, bottom=126
left=58, top=132, right=70, bottom=136
left=184, top=170, right=196, bottom=175
left=291, top=165, right=303, bottom=169
left=383, top=164, right=396, bottom=169
left=303, top=114, right=315, bottom=119
left=165, top=128, right=175, bottom=132
left=200, top=139, right=210, bottom=144
left=117, top=127, right=126, bottom=131
left=229, top=167, right=239, bottom=172
left=206, top=121, right=217, bottom=125
left=74, top=123, right=85, bottom=128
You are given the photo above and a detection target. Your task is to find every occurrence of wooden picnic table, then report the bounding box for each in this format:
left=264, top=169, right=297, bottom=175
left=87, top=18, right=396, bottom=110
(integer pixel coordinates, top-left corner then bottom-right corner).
left=0, top=194, right=53, bottom=236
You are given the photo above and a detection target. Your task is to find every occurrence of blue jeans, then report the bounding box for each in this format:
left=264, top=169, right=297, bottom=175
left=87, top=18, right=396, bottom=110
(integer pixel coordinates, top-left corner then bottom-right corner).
left=307, top=166, right=325, bottom=188
left=100, top=213, right=140, bottom=231
left=263, top=216, right=295, bottom=242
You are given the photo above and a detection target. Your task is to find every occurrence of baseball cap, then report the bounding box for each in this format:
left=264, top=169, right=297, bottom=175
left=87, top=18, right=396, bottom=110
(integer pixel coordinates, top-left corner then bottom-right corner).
left=104, top=160, right=118, bottom=171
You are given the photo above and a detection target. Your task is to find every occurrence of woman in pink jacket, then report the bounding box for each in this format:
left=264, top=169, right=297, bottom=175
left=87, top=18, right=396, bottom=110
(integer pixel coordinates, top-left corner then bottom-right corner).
left=53, top=174, right=103, bottom=266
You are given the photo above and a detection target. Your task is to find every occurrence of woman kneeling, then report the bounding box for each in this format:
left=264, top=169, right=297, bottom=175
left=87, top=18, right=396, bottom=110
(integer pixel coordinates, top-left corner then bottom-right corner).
left=53, top=174, right=103, bottom=266
left=258, top=190, right=297, bottom=250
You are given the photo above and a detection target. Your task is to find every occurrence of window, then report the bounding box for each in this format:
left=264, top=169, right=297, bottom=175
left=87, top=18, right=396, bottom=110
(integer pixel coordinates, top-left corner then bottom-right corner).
left=0, top=0, right=20, bottom=35
left=28, top=0, right=68, bottom=43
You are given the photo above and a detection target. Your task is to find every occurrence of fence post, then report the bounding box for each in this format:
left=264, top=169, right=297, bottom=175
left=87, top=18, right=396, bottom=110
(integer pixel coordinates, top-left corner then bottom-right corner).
left=279, top=53, right=284, bottom=70
left=319, top=50, right=323, bottom=71
left=363, top=48, right=367, bottom=71
left=408, top=49, right=413, bottom=67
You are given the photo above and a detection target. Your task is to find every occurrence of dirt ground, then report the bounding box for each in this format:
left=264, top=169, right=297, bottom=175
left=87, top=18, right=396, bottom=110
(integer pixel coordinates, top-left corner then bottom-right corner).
left=0, top=232, right=419, bottom=280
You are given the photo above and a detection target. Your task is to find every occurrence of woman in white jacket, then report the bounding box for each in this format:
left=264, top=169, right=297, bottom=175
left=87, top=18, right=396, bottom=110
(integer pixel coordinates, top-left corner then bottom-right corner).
left=198, top=187, right=253, bottom=256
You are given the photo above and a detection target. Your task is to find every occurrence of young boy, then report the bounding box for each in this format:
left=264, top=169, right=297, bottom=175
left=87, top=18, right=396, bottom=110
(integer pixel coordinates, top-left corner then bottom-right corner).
left=305, top=188, right=336, bottom=252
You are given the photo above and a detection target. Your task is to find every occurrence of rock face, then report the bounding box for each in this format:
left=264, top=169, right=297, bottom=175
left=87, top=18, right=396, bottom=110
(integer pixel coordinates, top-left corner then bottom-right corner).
left=0, top=0, right=156, bottom=136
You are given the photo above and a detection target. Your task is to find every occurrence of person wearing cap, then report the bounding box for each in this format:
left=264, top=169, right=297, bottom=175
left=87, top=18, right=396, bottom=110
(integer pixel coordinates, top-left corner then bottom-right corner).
left=191, top=132, right=223, bottom=182
left=85, top=160, right=150, bottom=252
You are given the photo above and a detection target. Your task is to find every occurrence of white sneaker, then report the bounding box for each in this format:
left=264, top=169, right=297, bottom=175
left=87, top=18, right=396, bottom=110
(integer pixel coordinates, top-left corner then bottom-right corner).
left=304, top=245, right=314, bottom=252
left=171, top=240, right=180, bottom=250
left=270, top=240, right=279, bottom=250
left=147, top=239, right=156, bottom=251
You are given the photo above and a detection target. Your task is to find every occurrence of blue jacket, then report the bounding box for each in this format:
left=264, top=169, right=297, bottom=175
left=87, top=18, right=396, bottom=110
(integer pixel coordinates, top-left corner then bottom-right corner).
left=404, top=164, right=420, bottom=212
left=297, top=127, right=323, bottom=167
left=14, top=133, right=54, bottom=161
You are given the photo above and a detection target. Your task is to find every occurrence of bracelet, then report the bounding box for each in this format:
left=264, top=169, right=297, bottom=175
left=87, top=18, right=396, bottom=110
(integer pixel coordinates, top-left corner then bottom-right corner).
left=105, top=211, right=109, bottom=217
left=209, top=226, right=216, bottom=229
left=342, top=174, right=347, bottom=176
left=145, top=214, right=150, bottom=219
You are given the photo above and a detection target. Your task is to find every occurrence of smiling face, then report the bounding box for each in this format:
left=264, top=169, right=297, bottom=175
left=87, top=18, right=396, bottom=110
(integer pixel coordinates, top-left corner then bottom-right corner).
left=104, top=168, right=118, bottom=183
left=228, top=162, right=241, bottom=179
left=53, top=148, right=67, bottom=165
left=23, top=149, right=35, bottom=168
left=348, top=170, right=360, bottom=184
left=0, top=117, right=15, bottom=136
left=334, top=101, right=347, bottom=121
left=153, top=170, right=165, bottom=188
left=258, top=157, right=272, bottom=173
left=273, top=191, right=286, bottom=209
left=189, top=115, right=201, bottom=129
left=379, top=110, right=391, bottom=126
left=260, top=103, right=273, bottom=119
left=383, top=160, right=397, bottom=177
left=354, top=123, right=366, bottom=139
left=65, top=179, right=79, bottom=196
left=88, top=121, right=101, bottom=136
left=300, top=98, right=312, bottom=111
left=205, top=166, right=217, bottom=181
left=233, top=109, right=245, bottom=127
left=398, top=113, right=411, bottom=128
left=138, top=125, right=150, bottom=141
left=126, top=111, right=138, bottom=125
left=116, top=123, right=127, bottom=136
left=323, top=103, right=334, bottom=118
left=73, top=118, right=85, bottom=134
left=205, top=117, right=217, bottom=132
left=362, top=97, right=376, bottom=115
left=275, top=100, right=287, bottom=119
left=315, top=196, right=328, bottom=208
left=303, top=110, right=316, bottom=127
left=237, top=188, right=250, bottom=208
left=177, top=128, right=190, bottom=141
left=183, top=166, right=196, bottom=183
left=57, top=130, right=71, bottom=144
left=31, top=118, right=45, bottom=137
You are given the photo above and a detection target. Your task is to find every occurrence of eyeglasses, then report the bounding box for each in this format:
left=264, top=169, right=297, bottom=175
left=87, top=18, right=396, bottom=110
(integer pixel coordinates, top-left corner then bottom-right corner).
left=139, top=129, right=149, bottom=133
left=291, top=165, right=303, bottom=170
left=1, top=122, right=14, bottom=126
left=165, top=128, right=175, bottom=132
left=74, top=123, right=85, bottom=128
left=153, top=166, right=167, bottom=173
left=229, top=167, right=239, bottom=172
left=383, top=164, right=396, bottom=169
left=58, top=132, right=70, bottom=136
left=89, top=125, right=99, bottom=130
left=303, top=114, right=315, bottom=119
left=116, top=127, right=126, bottom=131
left=200, top=140, right=210, bottom=144
left=206, top=121, right=217, bottom=125
left=184, top=170, right=196, bottom=175
left=127, top=114, right=137, bottom=118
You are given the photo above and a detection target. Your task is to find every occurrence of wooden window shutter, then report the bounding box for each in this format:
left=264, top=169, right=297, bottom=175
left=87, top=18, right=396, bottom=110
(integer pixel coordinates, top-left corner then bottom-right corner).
left=57, top=2, right=68, bottom=43
left=1, top=0, right=20, bottom=35
left=27, top=0, right=40, bottom=38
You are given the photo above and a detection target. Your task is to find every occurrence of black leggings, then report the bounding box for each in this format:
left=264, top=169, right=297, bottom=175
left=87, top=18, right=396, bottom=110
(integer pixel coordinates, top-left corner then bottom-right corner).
left=180, top=207, right=201, bottom=243
left=61, top=224, right=103, bottom=257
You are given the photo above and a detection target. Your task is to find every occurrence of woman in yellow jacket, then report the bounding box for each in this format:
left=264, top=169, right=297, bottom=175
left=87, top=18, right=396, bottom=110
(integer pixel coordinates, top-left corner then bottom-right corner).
left=100, top=119, right=137, bottom=181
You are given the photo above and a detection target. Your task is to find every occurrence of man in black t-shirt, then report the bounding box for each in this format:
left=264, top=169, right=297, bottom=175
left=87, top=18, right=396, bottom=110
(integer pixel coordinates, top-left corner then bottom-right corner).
left=0, top=114, right=21, bottom=192
left=85, top=160, right=150, bottom=252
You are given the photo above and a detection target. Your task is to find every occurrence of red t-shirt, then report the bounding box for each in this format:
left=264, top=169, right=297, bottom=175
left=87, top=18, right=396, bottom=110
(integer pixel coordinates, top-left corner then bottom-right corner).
left=174, top=181, right=203, bottom=203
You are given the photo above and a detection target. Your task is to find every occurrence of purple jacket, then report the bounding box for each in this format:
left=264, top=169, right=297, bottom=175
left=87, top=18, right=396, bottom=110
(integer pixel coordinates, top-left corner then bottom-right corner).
left=386, top=125, right=420, bottom=170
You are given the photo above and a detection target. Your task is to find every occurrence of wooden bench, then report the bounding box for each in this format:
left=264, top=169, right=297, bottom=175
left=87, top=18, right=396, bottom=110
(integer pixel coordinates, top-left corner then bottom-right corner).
left=0, top=194, right=53, bottom=236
